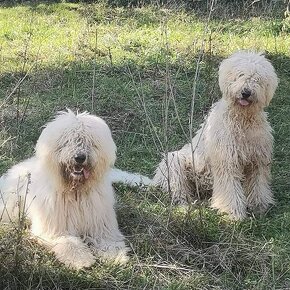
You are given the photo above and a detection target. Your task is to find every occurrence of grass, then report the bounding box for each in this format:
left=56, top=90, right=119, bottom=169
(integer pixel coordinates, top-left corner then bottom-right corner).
left=0, top=0, right=290, bottom=289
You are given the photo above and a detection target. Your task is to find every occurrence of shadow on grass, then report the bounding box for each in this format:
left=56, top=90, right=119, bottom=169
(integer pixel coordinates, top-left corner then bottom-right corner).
left=0, top=52, right=221, bottom=173
left=115, top=184, right=281, bottom=289
left=0, top=49, right=289, bottom=186
left=0, top=178, right=288, bottom=289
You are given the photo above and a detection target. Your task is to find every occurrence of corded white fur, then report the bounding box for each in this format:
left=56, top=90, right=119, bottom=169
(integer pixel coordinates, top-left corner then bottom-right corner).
left=153, top=51, right=278, bottom=220
left=0, top=109, right=128, bottom=269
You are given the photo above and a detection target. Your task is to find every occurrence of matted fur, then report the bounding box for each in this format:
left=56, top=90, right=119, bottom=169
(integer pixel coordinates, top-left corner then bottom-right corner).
left=0, top=110, right=128, bottom=269
left=153, top=51, right=278, bottom=220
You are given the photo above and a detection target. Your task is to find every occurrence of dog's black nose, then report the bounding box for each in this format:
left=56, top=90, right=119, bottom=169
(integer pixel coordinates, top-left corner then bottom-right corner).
left=241, top=89, right=251, bottom=99
left=75, top=153, right=86, bottom=164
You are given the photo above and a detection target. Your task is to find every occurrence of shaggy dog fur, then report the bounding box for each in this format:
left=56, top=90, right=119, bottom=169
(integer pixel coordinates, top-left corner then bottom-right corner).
left=152, top=51, right=278, bottom=220
left=0, top=110, right=128, bottom=269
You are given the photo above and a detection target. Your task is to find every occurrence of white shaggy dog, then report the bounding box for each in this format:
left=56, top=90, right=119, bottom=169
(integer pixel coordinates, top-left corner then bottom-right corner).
left=0, top=110, right=128, bottom=269
left=153, top=51, right=278, bottom=220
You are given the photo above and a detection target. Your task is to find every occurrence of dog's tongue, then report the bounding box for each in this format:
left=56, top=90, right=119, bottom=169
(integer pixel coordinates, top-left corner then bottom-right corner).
left=239, top=99, right=250, bottom=106
left=83, top=168, right=90, bottom=179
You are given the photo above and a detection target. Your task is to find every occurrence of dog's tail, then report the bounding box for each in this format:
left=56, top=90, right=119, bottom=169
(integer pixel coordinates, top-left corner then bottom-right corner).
left=109, top=168, right=152, bottom=186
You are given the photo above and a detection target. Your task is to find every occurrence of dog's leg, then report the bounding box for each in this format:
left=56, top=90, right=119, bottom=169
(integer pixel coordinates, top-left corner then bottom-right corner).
left=245, top=163, right=274, bottom=214
left=211, top=167, right=247, bottom=220
left=86, top=235, right=129, bottom=264
left=40, top=235, right=96, bottom=269
left=152, top=150, right=192, bottom=205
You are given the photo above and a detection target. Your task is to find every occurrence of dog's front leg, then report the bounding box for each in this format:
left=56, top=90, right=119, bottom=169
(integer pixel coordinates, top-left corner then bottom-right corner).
left=211, top=166, right=247, bottom=220
left=245, top=162, right=274, bottom=214
left=39, top=235, right=96, bottom=269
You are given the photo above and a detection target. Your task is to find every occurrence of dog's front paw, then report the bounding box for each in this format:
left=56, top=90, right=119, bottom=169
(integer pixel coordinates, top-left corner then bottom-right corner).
left=90, top=240, right=129, bottom=264
left=98, top=247, right=129, bottom=264
left=59, top=249, right=96, bottom=270
left=52, top=236, right=96, bottom=269
left=211, top=203, right=247, bottom=221
left=247, top=191, right=274, bottom=217
left=247, top=203, right=273, bottom=218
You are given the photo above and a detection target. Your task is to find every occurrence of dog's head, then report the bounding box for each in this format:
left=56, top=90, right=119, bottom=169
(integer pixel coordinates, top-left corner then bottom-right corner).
left=35, top=109, right=116, bottom=188
left=218, top=51, right=278, bottom=109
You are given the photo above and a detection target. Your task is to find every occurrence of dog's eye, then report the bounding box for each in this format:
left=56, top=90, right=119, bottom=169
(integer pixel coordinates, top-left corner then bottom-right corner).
left=238, top=73, right=245, bottom=78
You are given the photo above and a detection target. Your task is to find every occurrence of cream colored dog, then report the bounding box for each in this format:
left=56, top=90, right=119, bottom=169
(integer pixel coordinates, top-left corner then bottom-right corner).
left=0, top=110, right=128, bottom=269
left=153, top=51, right=278, bottom=220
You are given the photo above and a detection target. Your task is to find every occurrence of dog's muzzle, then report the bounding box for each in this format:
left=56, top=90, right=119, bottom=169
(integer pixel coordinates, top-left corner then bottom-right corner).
left=61, top=152, right=91, bottom=184
left=71, top=153, right=90, bottom=180
left=238, top=88, right=252, bottom=106
left=71, top=164, right=90, bottom=180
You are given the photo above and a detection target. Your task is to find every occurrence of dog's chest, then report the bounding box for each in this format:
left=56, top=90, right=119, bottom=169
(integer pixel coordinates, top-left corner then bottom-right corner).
left=58, top=193, right=101, bottom=235
left=207, top=117, right=272, bottom=166
left=232, top=126, right=272, bottom=164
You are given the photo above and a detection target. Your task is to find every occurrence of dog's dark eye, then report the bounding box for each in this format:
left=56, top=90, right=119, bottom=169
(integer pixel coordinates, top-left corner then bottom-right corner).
left=238, top=73, right=245, bottom=78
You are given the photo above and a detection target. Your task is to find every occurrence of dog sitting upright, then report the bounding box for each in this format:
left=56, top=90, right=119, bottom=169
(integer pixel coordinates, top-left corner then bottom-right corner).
left=152, top=51, right=278, bottom=220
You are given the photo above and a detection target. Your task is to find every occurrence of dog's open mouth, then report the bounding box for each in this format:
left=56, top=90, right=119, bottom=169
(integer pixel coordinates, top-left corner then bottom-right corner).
left=238, top=98, right=251, bottom=106
left=71, top=165, right=90, bottom=180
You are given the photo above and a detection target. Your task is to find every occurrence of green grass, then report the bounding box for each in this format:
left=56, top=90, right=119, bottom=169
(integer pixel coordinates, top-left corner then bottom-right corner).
left=0, top=1, right=290, bottom=289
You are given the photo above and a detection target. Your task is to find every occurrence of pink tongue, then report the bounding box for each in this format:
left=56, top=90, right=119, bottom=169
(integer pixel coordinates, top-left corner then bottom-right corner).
left=239, top=99, right=249, bottom=106
left=83, top=169, right=90, bottom=179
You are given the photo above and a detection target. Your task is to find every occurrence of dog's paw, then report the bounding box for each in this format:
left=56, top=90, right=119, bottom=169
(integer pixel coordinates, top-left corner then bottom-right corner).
left=247, top=202, right=273, bottom=218
left=91, top=240, right=129, bottom=265
left=52, top=236, right=96, bottom=270
left=211, top=205, right=247, bottom=221
left=247, top=193, right=274, bottom=217
left=61, top=250, right=96, bottom=270
left=98, top=247, right=129, bottom=265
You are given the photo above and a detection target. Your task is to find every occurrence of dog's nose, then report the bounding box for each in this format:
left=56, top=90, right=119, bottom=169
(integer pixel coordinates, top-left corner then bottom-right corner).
left=74, top=153, right=86, bottom=164
left=241, top=88, right=251, bottom=99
